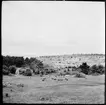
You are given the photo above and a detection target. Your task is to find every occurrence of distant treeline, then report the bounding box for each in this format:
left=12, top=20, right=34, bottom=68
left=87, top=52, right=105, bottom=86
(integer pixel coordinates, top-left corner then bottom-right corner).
left=2, top=55, right=55, bottom=76
left=2, top=55, right=43, bottom=67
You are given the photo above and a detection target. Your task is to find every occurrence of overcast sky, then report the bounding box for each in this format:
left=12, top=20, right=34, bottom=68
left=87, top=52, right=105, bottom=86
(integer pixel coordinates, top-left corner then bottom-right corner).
left=2, top=1, right=105, bottom=57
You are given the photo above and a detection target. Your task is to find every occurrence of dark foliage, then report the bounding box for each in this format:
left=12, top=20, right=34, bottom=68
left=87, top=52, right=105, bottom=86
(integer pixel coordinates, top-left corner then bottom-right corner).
left=3, top=65, right=9, bottom=70
left=23, top=69, right=32, bottom=76
left=3, top=69, right=10, bottom=75
left=9, top=65, right=16, bottom=74
left=90, top=64, right=105, bottom=75
left=24, top=57, right=30, bottom=65
left=3, top=65, right=10, bottom=75
left=79, top=62, right=90, bottom=74
left=2, top=55, right=44, bottom=71
left=3, top=55, right=24, bottom=67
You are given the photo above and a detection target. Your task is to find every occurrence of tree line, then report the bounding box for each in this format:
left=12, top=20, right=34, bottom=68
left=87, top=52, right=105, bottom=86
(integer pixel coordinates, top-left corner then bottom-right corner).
left=2, top=55, right=43, bottom=68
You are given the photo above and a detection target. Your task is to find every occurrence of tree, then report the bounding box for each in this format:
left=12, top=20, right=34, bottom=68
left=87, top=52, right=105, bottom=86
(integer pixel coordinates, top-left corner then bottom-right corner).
left=25, top=57, right=30, bottom=65
left=15, top=57, right=24, bottom=67
left=79, top=62, right=90, bottom=75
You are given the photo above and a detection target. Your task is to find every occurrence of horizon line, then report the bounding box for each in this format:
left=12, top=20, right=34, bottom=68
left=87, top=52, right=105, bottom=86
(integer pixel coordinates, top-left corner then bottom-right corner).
left=2, top=53, right=105, bottom=58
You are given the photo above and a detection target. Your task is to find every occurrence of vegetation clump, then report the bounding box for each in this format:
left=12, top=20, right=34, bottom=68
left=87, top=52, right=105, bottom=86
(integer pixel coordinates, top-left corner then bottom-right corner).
left=74, top=72, right=86, bottom=78
left=78, top=62, right=105, bottom=75
left=23, top=68, right=32, bottom=76
left=9, top=65, right=16, bottom=74
left=79, top=62, right=90, bottom=75
left=89, top=64, right=105, bottom=75
left=3, top=65, right=10, bottom=75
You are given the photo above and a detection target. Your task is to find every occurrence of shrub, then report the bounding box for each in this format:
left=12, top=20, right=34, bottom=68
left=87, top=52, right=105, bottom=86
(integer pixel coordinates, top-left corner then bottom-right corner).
left=24, top=69, right=32, bottom=76
left=19, top=68, right=26, bottom=75
left=74, top=72, right=86, bottom=78
left=62, top=68, right=72, bottom=75
left=68, top=66, right=71, bottom=68
left=43, top=68, right=56, bottom=75
left=3, top=65, right=10, bottom=75
left=3, top=69, right=10, bottom=75
left=30, top=64, right=39, bottom=74
left=30, top=61, right=43, bottom=75
left=90, top=65, right=98, bottom=74
left=3, top=65, right=9, bottom=70
left=90, top=64, right=105, bottom=75
left=79, top=62, right=90, bottom=75
left=42, top=63, right=56, bottom=74
left=9, top=65, right=16, bottom=74
left=97, top=65, right=105, bottom=74
left=72, top=66, right=77, bottom=71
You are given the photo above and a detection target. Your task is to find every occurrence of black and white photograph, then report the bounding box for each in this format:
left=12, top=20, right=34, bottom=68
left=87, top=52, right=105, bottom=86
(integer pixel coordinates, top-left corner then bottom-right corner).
left=2, top=1, right=105, bottom=104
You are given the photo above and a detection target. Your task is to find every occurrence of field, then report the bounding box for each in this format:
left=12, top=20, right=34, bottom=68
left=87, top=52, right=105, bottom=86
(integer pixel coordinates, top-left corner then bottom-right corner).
left=3, top=74, right=105, bottom=104
left=3, top=54, right=105, bottom=104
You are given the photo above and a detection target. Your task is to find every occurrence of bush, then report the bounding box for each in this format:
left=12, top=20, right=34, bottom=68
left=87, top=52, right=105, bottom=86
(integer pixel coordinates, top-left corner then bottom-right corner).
left=68, top=66, right=71, bottom=68
left=8, top=73, right=15, bottom=76
left=74, top=72, right=86, bottom=78
left=30, top=61, right=44, bottom=75
left=30, top=63, right=39, bottom=74
left=3, top=65, right=9, bottom=70
left=3, top=65, right=10, bottom=75
left=19, top=68, right=26, bottom=75
left=3, top=69, right=10, bottom=75
left=62, top=68, right=72, bottom=75
left=97, top=65, right=105, bottom=74
left=90, top=65, right=98, bottom=74
left=9, top=65, right=16, bottom=74
left=72, top=66, right=77, bottom=71
left=24, top=69, right=32, bottom=76
left=39, top=63, right=56, bottom=75
left=79, top=62, right=90, bottom=75
left=90, top=64, right=105, bottom=75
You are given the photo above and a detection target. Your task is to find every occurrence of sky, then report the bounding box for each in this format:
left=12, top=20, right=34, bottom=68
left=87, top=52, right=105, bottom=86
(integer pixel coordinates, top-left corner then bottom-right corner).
left=2, top=1, right=105, bottom=57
